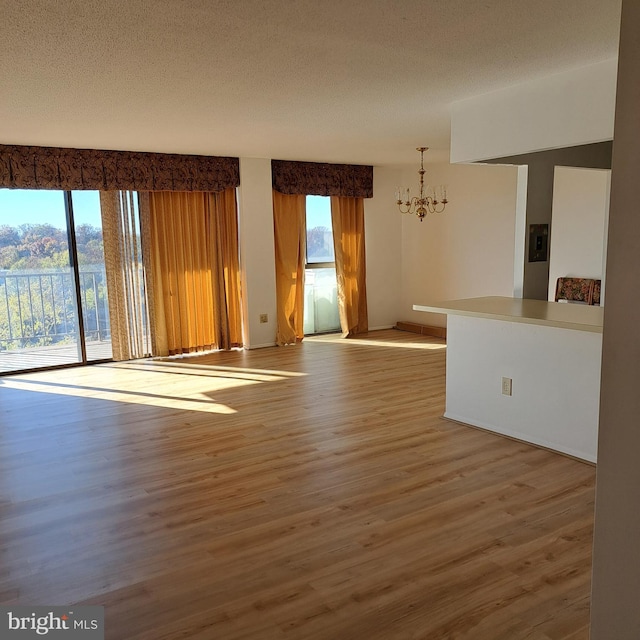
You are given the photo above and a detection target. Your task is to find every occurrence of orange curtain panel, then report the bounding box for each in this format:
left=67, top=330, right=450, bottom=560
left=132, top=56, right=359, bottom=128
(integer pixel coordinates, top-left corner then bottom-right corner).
left=208, top=189, right=243, bottom=350
left=272, top=190, right=306, bottom=346
left=330, top=196, right=369, bottom=337
left=147, top=189, right=242, bottom=356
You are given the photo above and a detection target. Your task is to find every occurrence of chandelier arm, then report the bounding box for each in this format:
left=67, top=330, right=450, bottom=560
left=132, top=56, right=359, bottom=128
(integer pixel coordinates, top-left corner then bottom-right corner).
left=396, top=196, right=423, bottom=215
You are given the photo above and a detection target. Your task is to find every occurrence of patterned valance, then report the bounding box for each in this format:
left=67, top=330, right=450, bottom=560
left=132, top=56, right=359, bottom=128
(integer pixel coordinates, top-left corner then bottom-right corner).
left=272, top=159, right=373, bottom=198
left=0, top=144, right=240, bottom=192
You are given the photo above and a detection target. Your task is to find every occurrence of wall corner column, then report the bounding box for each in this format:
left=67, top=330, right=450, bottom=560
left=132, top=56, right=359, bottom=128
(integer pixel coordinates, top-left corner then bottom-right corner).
left=590, top=1, right=640, bottom=637
left=237, top=158, right=277, bottom=349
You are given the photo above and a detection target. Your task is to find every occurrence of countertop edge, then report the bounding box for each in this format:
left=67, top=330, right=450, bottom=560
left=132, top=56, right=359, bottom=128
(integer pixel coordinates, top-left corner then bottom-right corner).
left=413, top=301, right=603, bottom=334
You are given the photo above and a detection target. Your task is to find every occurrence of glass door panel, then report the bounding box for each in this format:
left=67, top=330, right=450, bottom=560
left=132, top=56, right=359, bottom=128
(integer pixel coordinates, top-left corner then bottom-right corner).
left=71, top=191, right=112, bottom=361
left=0, top=189, right=81, bottom=373
left=303, top=267, right=341, bottom=334
left=306, top=195, right=335, bottom=264
left=304, top=196, right=340, bottom=335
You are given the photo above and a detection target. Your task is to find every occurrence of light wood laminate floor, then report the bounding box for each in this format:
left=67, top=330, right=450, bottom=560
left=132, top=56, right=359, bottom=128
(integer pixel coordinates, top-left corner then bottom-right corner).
left=0, top=330, right=596, bottom=639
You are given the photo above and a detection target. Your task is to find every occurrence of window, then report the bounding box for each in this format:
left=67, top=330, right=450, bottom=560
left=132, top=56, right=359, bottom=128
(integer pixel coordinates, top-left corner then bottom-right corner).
left=303, top=196, right=340, bottom=334
left=0, top=189, right=112, bottom=373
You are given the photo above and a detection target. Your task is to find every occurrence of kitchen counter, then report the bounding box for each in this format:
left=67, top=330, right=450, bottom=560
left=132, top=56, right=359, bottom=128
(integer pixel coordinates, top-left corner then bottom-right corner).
left=414, top=296, right=602, bottom=462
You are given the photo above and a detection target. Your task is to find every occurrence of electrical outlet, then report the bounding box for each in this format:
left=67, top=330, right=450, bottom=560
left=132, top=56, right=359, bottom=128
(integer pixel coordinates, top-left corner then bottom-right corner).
left=501, top=377, right=512, bottom=396
left=259, top=313, right=268, bottom=324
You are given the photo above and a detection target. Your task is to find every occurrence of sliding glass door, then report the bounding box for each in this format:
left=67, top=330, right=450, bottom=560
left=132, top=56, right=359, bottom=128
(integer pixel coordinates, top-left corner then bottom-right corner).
left=303, top=195, right=340, bottom=335
left=0, top=189, right=112, bottom=374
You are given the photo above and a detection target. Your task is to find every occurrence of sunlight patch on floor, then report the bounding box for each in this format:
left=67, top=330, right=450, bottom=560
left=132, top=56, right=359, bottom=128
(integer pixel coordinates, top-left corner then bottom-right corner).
left=0, top=377, right=240, bottom=414
left=132, top=361, right=307, bottom=380
left=0, top=359, right=309, bottom=415
left=307, top=335, right=446, bottom=350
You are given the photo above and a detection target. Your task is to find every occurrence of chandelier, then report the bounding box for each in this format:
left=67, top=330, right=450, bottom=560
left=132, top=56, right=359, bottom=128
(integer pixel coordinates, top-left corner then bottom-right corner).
left=395, top=147, right=448, bottom=221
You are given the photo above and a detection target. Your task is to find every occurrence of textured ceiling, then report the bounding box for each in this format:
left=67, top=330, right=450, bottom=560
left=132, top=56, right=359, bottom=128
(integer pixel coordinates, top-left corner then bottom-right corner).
left=0, top=0, right=622, bottom=165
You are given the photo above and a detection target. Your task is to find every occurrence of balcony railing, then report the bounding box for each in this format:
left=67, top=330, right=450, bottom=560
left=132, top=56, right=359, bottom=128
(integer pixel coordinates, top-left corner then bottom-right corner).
left=303, top=267, right=340, bottom=335
left=0, top=267, right=111, bottom=352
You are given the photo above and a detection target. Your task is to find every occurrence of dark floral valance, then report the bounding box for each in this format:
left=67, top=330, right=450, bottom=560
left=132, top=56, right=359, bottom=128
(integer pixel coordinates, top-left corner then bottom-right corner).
left=0, top=144, right=240, bottom=192
left=272, top=159, right=373, bottom=198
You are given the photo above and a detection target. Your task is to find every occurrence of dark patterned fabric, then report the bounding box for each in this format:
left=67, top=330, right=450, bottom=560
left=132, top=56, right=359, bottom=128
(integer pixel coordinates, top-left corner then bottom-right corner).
left=0, top=144, right=240, bottom=192
left=555, top=277, right=598, bottom=305
left=593, top=280, right=601, bottom=306
left=272, top=159, right=373, bottom=198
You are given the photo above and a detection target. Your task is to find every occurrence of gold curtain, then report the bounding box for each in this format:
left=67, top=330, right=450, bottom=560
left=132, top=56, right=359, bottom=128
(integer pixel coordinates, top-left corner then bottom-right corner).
left=210, top=188, right=244, bottom=350
left=330, top=196, right=369, bottom=337
left=99, top=191, right=153, bottom=361
left=147, top=189, right=243, bottom=356
left=272, top=190, right=306, bottom=346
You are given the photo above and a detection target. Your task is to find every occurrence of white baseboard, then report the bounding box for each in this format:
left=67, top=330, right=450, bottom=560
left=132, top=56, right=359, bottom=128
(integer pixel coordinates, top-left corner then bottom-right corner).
left=444, top=411, right=596, bottom=463
left=244, top=342, right=277, bottom=350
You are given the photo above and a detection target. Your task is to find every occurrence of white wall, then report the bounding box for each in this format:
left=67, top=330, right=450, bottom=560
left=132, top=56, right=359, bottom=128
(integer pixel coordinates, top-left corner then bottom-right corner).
left=451, top=59, right=618, bottom=163
left=364, top=166, right=403, bottom=329
left=548, top=166, right=611, bottom=302
left=400, top=162, right=519, bottom=327
left=513, top=165, right=529, bottom=298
